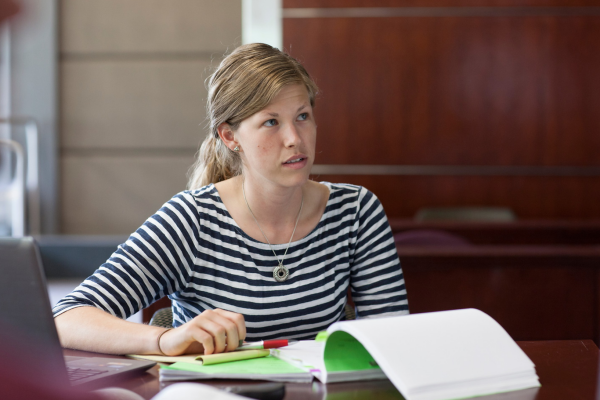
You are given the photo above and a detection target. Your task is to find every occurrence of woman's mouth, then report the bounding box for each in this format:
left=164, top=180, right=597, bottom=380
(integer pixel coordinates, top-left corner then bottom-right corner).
left=284, top=157, right=304, bottom=164
left=283, top=155, right=308, bottom=169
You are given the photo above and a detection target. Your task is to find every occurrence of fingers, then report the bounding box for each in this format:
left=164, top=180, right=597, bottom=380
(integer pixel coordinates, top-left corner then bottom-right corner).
left=187, top=309, right=246, bottom=354
left=167, top=322, right=219, bottom=356
left=160, top=309, right=246, bottom=356
left=200, top=309, right=246, bottom=353
left=214, top=309, right=247, bottom=347
left=189, top=328, right=215, bottom=355
left=198, top=318, right=228, bottom=354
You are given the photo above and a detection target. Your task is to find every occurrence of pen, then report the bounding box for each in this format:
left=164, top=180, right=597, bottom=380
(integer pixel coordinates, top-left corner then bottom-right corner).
left=237, top=339, right=298, bottom=350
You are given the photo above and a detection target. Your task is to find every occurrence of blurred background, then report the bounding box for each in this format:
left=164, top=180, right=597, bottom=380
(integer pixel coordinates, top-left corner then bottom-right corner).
left=2, top=0, right=600, bottom=340
left=2, top=0, right=600, bottom=237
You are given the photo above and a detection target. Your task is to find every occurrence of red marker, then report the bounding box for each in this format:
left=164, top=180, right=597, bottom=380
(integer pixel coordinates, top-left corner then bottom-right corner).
left=237, top=340, right=297, bottom=350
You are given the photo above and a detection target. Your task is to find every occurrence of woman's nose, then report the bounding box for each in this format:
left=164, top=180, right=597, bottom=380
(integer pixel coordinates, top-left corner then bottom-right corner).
left=284, top=124, right=302, bottom=147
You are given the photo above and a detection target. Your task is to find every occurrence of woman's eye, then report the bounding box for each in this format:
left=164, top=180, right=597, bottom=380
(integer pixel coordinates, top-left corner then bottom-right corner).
left=297, top=113, right=308, bottom=121
left=264, top=119, right=277, bottom=127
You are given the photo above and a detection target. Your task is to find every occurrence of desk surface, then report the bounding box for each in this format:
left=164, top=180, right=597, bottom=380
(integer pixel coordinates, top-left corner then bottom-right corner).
left=64, top=340, right=599, bottom=400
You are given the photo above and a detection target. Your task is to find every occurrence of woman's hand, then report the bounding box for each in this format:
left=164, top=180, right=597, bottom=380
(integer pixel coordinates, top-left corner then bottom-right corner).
left=158, top=309, right=246, bottom=356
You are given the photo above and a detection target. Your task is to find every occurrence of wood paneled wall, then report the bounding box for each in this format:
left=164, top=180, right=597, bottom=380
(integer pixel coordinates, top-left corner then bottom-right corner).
left=310, top=175, right=600, bottom=219
left=389, top=220, right=600, bottom=245
left=284, top=1, right=600, bottom=219
left=398, top=246, right=600, bottom=342
left=285, top=1, right=600, bottom=6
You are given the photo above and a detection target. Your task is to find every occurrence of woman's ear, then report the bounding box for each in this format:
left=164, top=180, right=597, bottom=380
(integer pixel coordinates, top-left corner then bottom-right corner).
left=217, top=123, right=239, bottom=151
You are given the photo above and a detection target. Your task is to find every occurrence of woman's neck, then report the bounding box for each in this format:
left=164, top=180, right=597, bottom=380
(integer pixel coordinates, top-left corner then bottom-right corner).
left=240, top=175, right=304, bottom=229
left=214, top=174, right=328, bottom=245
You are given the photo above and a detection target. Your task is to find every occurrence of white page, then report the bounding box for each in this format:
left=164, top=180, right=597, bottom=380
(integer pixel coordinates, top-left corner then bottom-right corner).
left=270, top=340, right=325, bottom=372
left=327, top=309, right=539, bottom=397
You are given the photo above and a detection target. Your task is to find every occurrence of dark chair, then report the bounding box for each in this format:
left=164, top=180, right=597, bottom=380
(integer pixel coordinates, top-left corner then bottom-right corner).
left=394, top=229, right=472, bottom=247
left=414, top=207, right=516, bottom=222
left=149, top=307, right=173, bottom=328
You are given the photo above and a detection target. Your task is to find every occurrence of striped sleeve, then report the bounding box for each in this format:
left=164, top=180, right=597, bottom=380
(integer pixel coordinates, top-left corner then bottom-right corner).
left=349, top=187, right=409, bottom=318
left=52, top=191, right=200, bottom=319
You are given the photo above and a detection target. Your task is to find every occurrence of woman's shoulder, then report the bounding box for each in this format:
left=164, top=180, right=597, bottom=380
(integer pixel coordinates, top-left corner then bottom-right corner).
left=183, top=183, right=218, bottom=199
left=319, top=181, right=376, bottom=202
left=165, top=184, right=222, bottom=211
left=320, top=182, right=384, bottom=216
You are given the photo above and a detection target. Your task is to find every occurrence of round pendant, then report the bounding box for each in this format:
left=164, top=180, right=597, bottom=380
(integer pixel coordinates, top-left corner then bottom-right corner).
left=273, top=263, right=289, bottom=282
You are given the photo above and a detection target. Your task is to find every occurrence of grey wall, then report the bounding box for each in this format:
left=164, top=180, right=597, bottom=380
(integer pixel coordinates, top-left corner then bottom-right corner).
left=59, top=0, right=242, bottom=234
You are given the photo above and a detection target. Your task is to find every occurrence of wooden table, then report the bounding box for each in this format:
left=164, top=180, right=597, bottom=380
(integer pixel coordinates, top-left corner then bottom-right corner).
left=65, top=340, right=599, bottom=400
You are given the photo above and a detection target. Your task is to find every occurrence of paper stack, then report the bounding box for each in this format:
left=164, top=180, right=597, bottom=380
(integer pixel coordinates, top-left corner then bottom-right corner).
left=273, top=309, right=540, bottom=400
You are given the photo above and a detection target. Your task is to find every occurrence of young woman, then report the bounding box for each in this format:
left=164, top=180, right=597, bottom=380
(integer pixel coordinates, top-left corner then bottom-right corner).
left=53, top=43, right=408, bottom=357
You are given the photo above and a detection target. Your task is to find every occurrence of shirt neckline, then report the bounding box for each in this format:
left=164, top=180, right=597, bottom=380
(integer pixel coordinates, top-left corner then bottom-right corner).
left=208, top=182, right=333, bottom=248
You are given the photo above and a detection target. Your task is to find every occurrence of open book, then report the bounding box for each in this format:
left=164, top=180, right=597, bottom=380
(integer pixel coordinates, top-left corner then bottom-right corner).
left=159, top=309, right=540, bottom=400
left=273, top=308, right=540, bottom=400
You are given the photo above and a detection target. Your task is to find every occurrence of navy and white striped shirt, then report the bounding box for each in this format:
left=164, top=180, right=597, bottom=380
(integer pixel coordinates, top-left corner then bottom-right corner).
left=53, top=182, right=408, bottom=340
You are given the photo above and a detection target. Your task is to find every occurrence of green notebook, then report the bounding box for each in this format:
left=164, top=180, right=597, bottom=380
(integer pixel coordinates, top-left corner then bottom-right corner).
left=269, top=334, right=386, bottom=383
left=159, top=355, right=313, bottom=383
left=323, top=331, right=381, bottom=372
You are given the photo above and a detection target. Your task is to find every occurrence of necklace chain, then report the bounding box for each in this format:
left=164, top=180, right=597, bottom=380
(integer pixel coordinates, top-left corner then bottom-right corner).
left=242, top=180, right=303, bottom=281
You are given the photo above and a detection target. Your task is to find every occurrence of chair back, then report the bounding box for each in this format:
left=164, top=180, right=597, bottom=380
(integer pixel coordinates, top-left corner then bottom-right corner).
left=0, top=139, right=25, bottom=237
left=415, top=207, right=516, bottom=222
left=394, top=229, right=472, bottom=247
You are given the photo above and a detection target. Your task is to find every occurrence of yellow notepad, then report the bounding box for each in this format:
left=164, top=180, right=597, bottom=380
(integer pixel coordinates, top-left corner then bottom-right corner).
left=128, top=349, right=270, bottom=366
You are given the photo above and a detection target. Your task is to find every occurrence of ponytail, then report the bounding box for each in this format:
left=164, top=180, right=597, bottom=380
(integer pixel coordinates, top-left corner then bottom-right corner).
left=187, top=133, right=241, bottom=189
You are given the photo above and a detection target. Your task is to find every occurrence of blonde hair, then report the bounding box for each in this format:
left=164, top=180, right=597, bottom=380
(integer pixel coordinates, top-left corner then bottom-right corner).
left=187, top=43, right=319, bottom=189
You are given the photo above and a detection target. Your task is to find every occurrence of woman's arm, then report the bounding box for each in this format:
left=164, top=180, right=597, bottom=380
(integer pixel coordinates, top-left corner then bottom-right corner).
left=53, top=192, right=246, bottom=355
left=350, top=188, right=409, bottom=318
left=55, top=306, right=246, bottom=355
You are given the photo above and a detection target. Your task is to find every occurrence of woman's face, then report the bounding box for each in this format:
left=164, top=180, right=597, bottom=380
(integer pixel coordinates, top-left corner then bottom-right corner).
left=235, top=84, right=317, bottom=189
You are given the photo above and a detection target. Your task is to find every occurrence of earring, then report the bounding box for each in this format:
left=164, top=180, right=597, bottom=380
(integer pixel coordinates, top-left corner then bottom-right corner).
left=233, top=146, right=240, bottom=152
